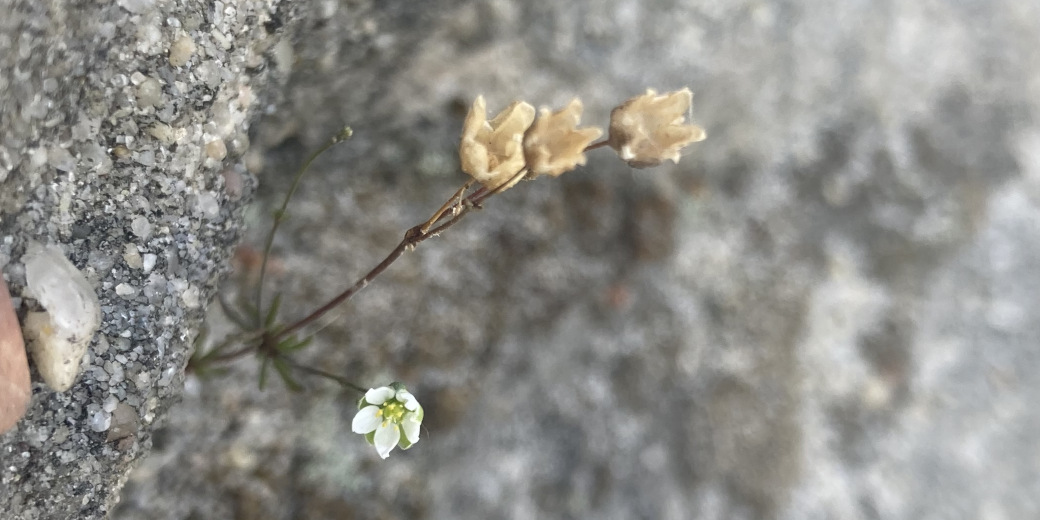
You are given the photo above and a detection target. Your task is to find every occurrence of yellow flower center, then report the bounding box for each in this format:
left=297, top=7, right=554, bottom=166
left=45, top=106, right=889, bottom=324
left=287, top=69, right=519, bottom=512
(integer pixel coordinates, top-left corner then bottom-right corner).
left=381, top=401, right=406, bottom=424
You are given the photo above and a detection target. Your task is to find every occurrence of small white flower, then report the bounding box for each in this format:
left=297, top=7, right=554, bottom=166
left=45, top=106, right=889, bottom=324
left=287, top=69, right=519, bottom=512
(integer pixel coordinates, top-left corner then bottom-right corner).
left=351, top=382, right=424, bottom=459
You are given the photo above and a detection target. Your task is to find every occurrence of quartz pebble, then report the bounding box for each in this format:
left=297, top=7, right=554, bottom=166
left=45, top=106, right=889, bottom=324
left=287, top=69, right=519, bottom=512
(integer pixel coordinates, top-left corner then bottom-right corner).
left=130, top=215, right=152, bottom=239
left=0, top=276, right=31, bottom=433
left=205, top=139, right=227, bottom=160
left=136, top=77, right=162, bottom=107
left=87, top=409, right=111, bottom=433
left=21, top=242, right=102, bottom=392
left=168, top=34, right=196, bottom=67
left=142, top=253, right=157, bottom=273
left=123, top=243, right=143, bottom=269
left=115, top=283, right=137, bottom=297
left=181, top=285, right=200, bottom=308
left=195, top=192, right=220, bottom=218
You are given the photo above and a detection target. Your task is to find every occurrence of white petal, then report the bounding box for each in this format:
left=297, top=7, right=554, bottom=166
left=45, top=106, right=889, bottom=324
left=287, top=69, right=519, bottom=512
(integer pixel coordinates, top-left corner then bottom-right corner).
left=373, top=421, right=400, bottom=459
left=365, top=386, right=395, bottom=406
left=351, top=406, right=382, bottom=434
left=397, top=390, right=419, bottom=411
left=402, top=415, right=421, bottom=444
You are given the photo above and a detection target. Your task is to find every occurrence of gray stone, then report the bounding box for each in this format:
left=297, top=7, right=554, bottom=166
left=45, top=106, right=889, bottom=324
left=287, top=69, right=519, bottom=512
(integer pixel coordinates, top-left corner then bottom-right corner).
left=0, top=0, right=292, bottom=517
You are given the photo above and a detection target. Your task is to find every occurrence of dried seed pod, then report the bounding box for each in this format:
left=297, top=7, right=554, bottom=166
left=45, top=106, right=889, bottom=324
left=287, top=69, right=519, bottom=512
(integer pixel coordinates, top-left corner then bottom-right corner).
left=459, top=95, right=536, bottom=191
left=0, top=275, right=31, bottom=433
left=523, top=99, right=603, bottom=178
left=608, top=88, right=706, bottom=168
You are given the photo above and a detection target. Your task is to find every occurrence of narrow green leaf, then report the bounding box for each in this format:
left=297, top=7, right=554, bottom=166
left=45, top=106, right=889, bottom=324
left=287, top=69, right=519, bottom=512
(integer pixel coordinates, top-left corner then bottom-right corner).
left=278, top=335, right=313, bottom=353
left=258, top=356, right=271, bottom=390
left=272, top=357, right=303, bottom=392
left=218, top=292, right=251, bottom=330
left=264, top=292, right=282, bottom=329
left=236, top=290, right=262, bottom=328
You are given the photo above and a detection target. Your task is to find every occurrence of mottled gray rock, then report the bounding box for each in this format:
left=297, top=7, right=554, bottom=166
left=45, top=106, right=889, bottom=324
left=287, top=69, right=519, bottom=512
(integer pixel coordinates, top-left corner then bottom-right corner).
left=103, top=0, right=1040, bottom=519
left=0, top=0, right=294, bottom=517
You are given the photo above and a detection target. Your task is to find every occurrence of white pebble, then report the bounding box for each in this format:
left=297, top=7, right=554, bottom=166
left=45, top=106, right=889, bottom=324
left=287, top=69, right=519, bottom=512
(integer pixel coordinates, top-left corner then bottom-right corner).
left=87, top=410, right=111, bottom=432
left=205, top=139, right=227, bottom=160
left=123, top=243, right=143, bottom=269
left=147, top=123, right=183, bottom=145
left=22, top=242, right=101, bottom=392
left=195, top=192, right=220, bottom=219
left=181, top=285, right=200, bottom=308
left=133, top=150, right=155, bottom=167
left=142, top=253, right=157, bottom=273
left=136, top=24, right=162, bottom=55
left=168, top=34, right=196, bottom=67
left=131, top=215, right=152, bottom=239
left=115, top=283, right=136, bottom=298
left=136, top=77, right=163, bottom=107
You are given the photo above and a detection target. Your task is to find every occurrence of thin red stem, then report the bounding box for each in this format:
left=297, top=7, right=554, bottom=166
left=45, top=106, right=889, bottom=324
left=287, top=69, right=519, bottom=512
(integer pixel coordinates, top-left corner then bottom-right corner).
left=270, top=139, right=615, bottom=342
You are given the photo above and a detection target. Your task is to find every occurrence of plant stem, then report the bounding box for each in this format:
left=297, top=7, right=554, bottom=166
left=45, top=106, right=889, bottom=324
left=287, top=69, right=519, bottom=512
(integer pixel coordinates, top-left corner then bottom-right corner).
left=202, top=329, right=266, bottom=363
left=420, top=180, right=473, bottom=234
left=255, top=129, right=353, bottom=324
left=271, top=173, right=508, bottom=341
left=282, top=357, right=367, bottom=393
left=274, top=135, right=619, bottom=340
left=206, top=135, right=617, bottom=377
left=274, top=236, right=410, bottom=340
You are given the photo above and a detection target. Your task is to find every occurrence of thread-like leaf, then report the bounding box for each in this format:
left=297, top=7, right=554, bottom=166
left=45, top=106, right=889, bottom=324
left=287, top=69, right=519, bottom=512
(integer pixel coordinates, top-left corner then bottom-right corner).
left=258, top=356, right=271, bottom=390
left=238, top=294, right=260, bottom=328
left=278, top=335, right=313, bottom=353
left=264, top=292, right=282, bottom=329
left=272, top=357, right=303, bottom=392
left=218, top=292, right=251, bottom=330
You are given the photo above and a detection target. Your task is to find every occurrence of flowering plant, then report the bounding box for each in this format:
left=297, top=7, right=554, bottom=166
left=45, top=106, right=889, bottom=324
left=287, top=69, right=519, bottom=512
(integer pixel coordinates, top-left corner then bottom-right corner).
left=191, top=88, right=706, bottom=458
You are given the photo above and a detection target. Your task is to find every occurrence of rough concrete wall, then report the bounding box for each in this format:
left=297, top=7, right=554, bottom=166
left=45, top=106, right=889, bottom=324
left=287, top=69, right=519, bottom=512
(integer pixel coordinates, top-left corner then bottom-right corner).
left=0, top=0, right=295, bottom=517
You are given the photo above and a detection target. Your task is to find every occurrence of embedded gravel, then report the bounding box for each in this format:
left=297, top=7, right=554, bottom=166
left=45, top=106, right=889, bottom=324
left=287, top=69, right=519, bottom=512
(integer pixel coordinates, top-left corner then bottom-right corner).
left=0, top=0, right=293, bottom=517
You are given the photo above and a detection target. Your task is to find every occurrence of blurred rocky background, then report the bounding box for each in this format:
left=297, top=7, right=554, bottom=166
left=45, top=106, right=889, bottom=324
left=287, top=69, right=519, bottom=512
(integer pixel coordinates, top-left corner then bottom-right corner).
left=3, top=0, right=1039, bottom=519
